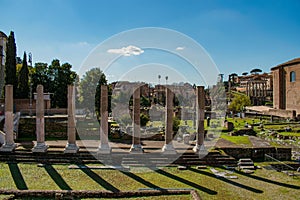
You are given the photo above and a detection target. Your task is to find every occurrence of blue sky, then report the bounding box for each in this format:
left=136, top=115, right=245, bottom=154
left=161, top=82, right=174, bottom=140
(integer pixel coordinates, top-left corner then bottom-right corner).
left=1, top=0, right=300, bottom=85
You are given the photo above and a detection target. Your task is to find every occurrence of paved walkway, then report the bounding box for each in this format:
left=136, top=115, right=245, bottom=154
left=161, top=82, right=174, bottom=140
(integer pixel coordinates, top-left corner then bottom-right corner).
left=245, top=106, right=271, bottom=112
left=11, top=135, right=274, bottom=154
left=15, top=140, right=198, bottom=154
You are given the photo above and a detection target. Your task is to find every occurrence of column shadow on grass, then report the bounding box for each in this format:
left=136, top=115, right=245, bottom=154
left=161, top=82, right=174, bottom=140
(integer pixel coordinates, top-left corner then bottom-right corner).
left=234, top=170, right=300, bottom=190
left=8, top=163, right=28, bottom=190
left=79, top=166, right=120, bottom=192
left=150, top=167, right=217, bottom=195
left=189, top=168, right=263, bottom=194
left=44, top=164, right=72, bottom=190
left=120, top=171, right=163, bottom=190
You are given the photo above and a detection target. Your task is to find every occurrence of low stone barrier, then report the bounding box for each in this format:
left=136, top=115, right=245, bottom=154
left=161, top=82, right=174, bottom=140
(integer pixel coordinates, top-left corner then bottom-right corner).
left=217, top=147, right=292, bottom=161
left=0, top=189, right=201, bottom=200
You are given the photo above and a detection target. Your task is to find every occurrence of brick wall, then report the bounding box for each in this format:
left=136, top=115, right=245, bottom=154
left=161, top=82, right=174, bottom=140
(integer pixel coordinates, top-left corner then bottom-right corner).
left=0, top=99, right=51, bottom=112
left=272, top=62, right=300, bottom=115
left=284, top=64, right=300, bottom=114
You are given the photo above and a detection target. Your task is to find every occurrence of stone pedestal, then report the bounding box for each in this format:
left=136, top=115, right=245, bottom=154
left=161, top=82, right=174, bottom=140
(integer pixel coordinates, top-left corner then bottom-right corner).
left=98, top=85, right=111, bottom=154
left=32, top=85, right=48, bottom=153
left=64, top=143, right=79, bottom=153
left=0, top=85, right=16, bottom=152
left=130, top=144, right=144, bottom=153
left=130, top=86, right=143, bottom=153
left=193, top=86, right=205, bottom=154
left=64, top=85, right=79, bottom=153
left=194, top=144, right=208, bottom=159
left=162, top=143, right=176, bottom=154
left=162, top=87, right=176, bottom=154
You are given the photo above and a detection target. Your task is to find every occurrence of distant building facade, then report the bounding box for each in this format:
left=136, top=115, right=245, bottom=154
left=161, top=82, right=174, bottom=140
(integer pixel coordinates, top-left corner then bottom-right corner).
left=271, top=58, right=300, bottom=114
left=0, top=31, right=8, bottom=97
left=231, top=73, right=273, bottom=106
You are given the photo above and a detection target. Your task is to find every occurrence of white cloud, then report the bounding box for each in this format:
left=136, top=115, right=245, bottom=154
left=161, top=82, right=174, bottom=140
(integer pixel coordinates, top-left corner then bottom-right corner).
left=107, top=45, right=144, bottom=56
left=78, top=41, right=89, bottom=46
left=176, top=46, right=185, bottom=51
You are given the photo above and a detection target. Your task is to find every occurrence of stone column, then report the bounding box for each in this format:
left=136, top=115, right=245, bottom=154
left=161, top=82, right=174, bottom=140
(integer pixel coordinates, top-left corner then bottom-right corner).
left=193, top=86, right=206, bottom=156
left=98, top=85, right=111, bottom=154
left=0, top=85, right=16, bottom=152
left=130, top=86, right=143, bottom=153
left=162, top=87, right=176, bottom=154
left=64, top=85, right=79, bottom=153
left=32, top=85, right=48, bottom=153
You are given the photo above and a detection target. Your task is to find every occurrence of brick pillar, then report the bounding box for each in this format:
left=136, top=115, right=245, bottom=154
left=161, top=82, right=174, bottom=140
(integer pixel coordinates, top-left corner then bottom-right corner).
left=193, top=86, right=207, bottom=157
left=162, top=87, right=176, bottom=154
left=0, top=85, right=16, bottom=152
left=32, top=85, right=48, bottom=153
left=64, top=85, right=79, bottom=153
left=98, top=85, right=111, bottom=154
left=130, top=87, right=143, bottom=153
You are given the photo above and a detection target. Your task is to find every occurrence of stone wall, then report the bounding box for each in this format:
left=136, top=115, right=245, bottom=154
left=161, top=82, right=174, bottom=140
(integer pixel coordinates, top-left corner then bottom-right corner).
left=218, top=147, right=292, bottom=161
left=267, top=108, right=296, bottom=119
left=284, top=64, right=300, bottom=114
left=18, top=117, right=68, bottom=139
left=272, top=67, right=283, bottom=110
left=272, top=61, right=300, bottom=115
left=0, top=99, right=52, bottom=112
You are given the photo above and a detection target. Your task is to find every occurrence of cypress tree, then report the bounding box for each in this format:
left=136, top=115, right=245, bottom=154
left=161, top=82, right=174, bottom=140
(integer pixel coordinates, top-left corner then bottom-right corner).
left=17, top=51, right=29, bottom=98
left=5, top=31, right=17, bottom=97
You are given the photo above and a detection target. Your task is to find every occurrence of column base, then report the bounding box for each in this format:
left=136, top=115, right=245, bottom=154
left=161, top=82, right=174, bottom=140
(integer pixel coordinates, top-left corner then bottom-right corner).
left=0, top=143, right=16, bottom=152
left=32, top=142, right=48, bottom=153
left=193, top=144, right=208, bottom=158
left=98, top=144, right=111, bottom=154
left=64, top=143, right=79, bottom=154
left=129, top=144, right=144, bottom=153
left=162, top=143, right=176, bottom=154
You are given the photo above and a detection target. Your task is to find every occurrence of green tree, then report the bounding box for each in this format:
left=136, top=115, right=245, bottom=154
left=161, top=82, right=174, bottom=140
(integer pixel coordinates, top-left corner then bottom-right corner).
left=250, top=68, right=262, bottom=74
left=140, top=113, right=150, bottom=127
left=31, top=59, right=77, bottom=108
left=17, top=52, right=29, bottom=98
left=140, top=95, right=150, bottom=107
left=5, top=31, right=17, bottom=96
left=53, top=62, right=77, bottom=108
left=173, top=116, right=180, bottom=133
left=79, top=68, right=107, bottom=115
left=228, top=93, right=251, bottom=113
left=31, top=62, right=51, bottom=93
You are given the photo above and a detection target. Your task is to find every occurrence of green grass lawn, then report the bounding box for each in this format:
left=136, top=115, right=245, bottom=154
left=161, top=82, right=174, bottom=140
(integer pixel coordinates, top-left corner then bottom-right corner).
left=278, top=132, right=300, bottom=137
left=220, top=135, right=252, bottom=146
left=0, top=163, right=299, bottom=200
left=226, top=118, right=261, bottom=130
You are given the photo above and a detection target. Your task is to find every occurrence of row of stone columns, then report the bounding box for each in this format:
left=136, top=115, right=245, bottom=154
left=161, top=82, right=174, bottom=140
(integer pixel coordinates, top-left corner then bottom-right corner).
left=127, top=86, right=205, bottom=155
left=0, top=84, right=79, bottom=153
left=0, top=84, right=205, bottom=155
left=246, top=81, right=267, bottom=97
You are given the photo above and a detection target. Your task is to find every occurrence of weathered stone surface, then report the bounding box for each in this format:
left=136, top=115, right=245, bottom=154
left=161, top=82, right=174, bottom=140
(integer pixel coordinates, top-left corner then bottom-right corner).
left=162, top=87, right=176, bottom=154
left=130, top=86, right=143, bottom=153
left=32, top=85, right=48, bottom=153
left=0, top=85, right=16, bottom=152
left=98, top=85, right=111, bottom=154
